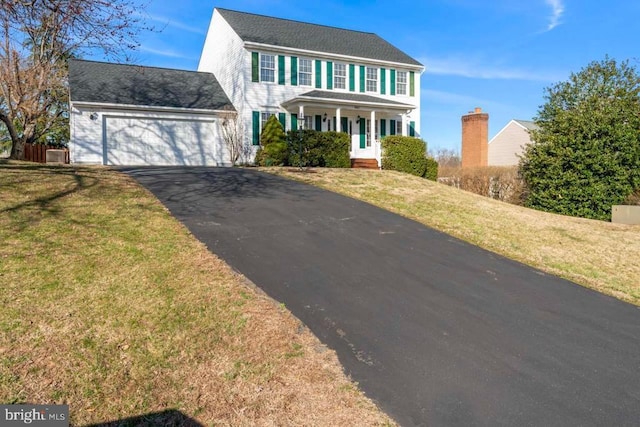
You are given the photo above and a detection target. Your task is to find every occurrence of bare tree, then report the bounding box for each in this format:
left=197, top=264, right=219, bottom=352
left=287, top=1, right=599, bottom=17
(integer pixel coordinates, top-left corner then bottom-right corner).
left=429, top=147, right=461, bottom=168
left=0, top=0, right=153, bottom=159
left=220, top=107, right=247, bottom=166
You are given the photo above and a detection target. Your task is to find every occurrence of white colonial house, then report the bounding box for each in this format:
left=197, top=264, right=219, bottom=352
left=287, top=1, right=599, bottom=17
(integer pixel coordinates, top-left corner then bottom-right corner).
left=199, top=8, right=423, bottom=168
left=488, top=119, right=539, bottom=166
left=68, top=8, right=423, bottom=166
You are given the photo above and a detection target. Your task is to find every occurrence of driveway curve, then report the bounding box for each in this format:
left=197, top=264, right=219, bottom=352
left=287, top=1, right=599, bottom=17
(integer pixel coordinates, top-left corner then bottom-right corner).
left=122, top=167, right=640, bottom=427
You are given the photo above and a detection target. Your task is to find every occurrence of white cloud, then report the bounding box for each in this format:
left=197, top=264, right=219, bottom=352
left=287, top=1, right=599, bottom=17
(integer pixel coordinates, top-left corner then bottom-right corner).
left=139, top=46, right=195, bottom=60
left=545, top=0, right=564, bottom=31
left=146, top=13, right=207, bottom=35
left=421, top=56, right=560, bottom=82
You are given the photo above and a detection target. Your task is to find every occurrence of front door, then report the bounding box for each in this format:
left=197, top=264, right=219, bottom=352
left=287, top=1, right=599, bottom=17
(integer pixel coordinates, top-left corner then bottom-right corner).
left=353, top=118, right=377, bottom=158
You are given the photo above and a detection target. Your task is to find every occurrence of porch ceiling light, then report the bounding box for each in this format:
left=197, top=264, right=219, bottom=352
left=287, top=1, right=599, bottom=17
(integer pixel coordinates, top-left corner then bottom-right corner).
left=323, top=113, right=327, bottom=122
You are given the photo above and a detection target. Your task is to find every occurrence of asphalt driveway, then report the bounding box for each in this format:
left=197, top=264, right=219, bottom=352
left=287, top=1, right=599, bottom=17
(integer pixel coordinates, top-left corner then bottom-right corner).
left=122, top=166, right=640, bottom=427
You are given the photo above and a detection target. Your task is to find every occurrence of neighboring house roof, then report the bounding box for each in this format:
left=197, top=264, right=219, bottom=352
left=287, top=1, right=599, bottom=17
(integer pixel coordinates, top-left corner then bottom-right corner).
left=513, top=120, right=539, bottom=132
left=217, top=8, right=422, bottom=67
left=68, top=59, right=234, bottom=111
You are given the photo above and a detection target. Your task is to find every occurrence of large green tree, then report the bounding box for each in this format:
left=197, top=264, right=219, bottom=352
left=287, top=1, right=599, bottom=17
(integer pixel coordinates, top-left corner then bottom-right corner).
left=0, top=0, right=153, bottom=159
left=520, top=57, right=640, bottom=220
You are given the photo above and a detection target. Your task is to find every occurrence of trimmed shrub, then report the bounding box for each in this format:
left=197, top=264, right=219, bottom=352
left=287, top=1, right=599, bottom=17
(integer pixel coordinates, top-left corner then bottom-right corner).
left=381, top=135, right=428, bottom=177
left=286, top=130, right=350, bottom=168
left=256, top=115, right=287, bottom=166
left=424, top=157, right=438, bottom=181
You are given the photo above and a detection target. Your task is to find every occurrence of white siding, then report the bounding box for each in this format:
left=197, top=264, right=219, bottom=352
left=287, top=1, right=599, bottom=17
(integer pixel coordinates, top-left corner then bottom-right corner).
left=488, top=120, right=533, bottom=166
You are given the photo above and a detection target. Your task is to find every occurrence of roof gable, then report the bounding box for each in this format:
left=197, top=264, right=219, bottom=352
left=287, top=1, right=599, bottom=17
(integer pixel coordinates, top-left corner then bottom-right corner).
left=514, top=120, right=539, bottom=131
left=69, top=59, right=234, bottom=111
left=216, top=8, right=422, bottom=67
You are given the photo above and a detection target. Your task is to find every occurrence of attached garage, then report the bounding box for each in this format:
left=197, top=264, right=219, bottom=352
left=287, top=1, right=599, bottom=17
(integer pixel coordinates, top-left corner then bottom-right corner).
left=68, top=59, right=235, bottom=166
left=104, top=116, right=218, bottom=166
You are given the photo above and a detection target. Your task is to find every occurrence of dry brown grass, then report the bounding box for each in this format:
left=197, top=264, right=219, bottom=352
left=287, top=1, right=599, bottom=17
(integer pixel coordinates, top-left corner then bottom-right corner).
left=0, top=161, right=395, bottom=426
left=265, top=167, right=640, bottom=305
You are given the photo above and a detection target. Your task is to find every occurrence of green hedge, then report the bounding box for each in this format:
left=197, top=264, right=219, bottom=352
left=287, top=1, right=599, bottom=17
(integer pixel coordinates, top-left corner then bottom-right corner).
left=381, top=136, right=437, bottom=180
left=286, top=130, right=350, bottom=168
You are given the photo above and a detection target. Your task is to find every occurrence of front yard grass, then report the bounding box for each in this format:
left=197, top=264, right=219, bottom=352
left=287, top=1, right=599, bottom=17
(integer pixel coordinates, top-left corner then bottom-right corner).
left=0, top=162, right=394, bottom=426
left=266, top=168, right=640, bottom=306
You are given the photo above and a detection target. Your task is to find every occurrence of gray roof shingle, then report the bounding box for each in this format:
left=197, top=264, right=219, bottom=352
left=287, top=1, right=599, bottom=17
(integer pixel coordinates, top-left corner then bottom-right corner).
left=514, top=120, right=539, bottom=131
left=298, top=90, right=414, bottom=107
left=217, top=8, right=422, bottom=67
left=69, top=59, right=234, bottom=111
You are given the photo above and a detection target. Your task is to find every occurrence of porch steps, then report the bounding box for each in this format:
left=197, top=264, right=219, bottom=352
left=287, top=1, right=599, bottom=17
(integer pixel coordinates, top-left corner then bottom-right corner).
left=351, top=158, right=379, bottom=169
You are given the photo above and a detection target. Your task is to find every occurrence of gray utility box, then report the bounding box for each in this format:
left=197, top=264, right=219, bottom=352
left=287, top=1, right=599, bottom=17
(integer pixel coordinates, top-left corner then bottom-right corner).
left=46, top=149, right=66, bottom=164
left=611, top=205, right=640, bottom=225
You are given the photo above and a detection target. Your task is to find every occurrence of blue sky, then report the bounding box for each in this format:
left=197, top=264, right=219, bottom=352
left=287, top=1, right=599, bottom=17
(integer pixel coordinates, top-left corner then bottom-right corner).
left=93, top=0, right=640, bottom=153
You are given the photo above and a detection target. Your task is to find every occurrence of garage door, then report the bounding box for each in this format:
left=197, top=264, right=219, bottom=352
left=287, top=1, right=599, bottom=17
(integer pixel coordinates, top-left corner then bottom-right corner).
left=105, top=116, right=218, bottom=165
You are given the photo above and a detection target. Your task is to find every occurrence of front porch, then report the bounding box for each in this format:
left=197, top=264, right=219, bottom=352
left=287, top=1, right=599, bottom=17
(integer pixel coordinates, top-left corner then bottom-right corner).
left=282, top=90, right=417, bottom=169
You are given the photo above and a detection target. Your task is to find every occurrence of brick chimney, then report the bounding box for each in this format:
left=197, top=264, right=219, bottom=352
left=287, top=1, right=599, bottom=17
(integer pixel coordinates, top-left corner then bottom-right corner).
left=461, top=107, right=489, bottom=168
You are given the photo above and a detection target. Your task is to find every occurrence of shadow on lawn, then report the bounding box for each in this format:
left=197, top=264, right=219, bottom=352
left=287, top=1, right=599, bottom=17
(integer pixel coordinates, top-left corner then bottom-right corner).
left=84, top=409, right=204, bottom=427
left=0, top=163, right=99, bottom=230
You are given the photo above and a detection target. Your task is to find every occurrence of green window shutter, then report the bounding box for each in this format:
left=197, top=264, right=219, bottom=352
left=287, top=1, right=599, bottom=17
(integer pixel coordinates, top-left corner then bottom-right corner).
left=359, top=65, right=365, bottom=93
left=409, top=121, right=416, bottom=137
left=326, top=61, right=333, bottom=90
left=359, top=119, right=366, bottom=148
left=390, top=69, right=396, bottom=96
left=291, top=56, right=298, bottom=86
left=349, top=64, right=355, bottom=92
left=278, top=113, right=286, bottom=130
left=380, top=68, right=386, bottom=95
left=390, top=119, right=396, bottom=135
left=291, top=113, right=298, bottom=130
left=252, top=111, right=260, bottom=145
left=380, top=119, right=386, bottom=137
left=315, top=115, right=322, bottom=131
left=410, top=71, right=415, bottom=97
left=278, top=55, right=285, bottom=85
left=341, top=117, right=348, bottom=133
left=315, top=60, right=322, bottom=88
left=251, top=52, right=259, bottom=82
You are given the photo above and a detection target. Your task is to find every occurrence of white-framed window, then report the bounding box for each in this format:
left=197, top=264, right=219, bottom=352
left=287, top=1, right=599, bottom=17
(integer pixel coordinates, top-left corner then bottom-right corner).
left=261, top=112, right=276, bottom=129
left=396, top=118, right=403, bottom=135
left=260, top=54, right=275, bottom=82
left=366, top=67, right=378, bottom=92
left=303, top=115, right=314, bottom=130
left=299, top=58, right=312, bottom=86
left=334, top=63, right=346, bottom=89
left=397, top=71, right=407, bottom=95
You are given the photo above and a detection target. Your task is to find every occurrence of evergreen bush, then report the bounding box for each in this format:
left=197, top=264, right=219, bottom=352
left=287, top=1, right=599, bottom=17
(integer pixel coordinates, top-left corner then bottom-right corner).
left=381, top=136, right=429, bottom=177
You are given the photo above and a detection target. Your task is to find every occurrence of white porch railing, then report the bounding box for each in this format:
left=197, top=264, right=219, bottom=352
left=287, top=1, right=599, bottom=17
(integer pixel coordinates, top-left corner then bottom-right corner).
left=374, top=139, right=382, bottom=169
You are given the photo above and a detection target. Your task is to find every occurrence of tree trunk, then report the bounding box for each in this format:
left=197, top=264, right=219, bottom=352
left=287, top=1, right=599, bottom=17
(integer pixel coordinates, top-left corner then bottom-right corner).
left=0, top=112, right=23, bottom=160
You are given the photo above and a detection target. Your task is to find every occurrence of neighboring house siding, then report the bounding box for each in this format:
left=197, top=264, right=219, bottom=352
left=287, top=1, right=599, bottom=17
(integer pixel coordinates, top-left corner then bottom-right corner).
left=488, top=120, right=534, bottom=166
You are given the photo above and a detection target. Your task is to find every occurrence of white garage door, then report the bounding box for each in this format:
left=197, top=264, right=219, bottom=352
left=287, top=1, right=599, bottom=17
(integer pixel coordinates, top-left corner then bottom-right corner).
left=105, top=116, right=218, bottom=166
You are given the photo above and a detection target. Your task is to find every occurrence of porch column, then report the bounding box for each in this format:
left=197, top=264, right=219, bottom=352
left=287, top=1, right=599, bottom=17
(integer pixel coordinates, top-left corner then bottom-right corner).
left=370, top=110, right=376, bottom=143
left=402, top=113, right=408, bottom=136
left=336, top=108, right=341, bottom=132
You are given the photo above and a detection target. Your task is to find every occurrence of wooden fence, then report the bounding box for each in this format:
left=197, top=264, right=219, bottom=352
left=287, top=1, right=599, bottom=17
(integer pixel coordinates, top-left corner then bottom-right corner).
left=23, top=143, right=70, bottom=164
